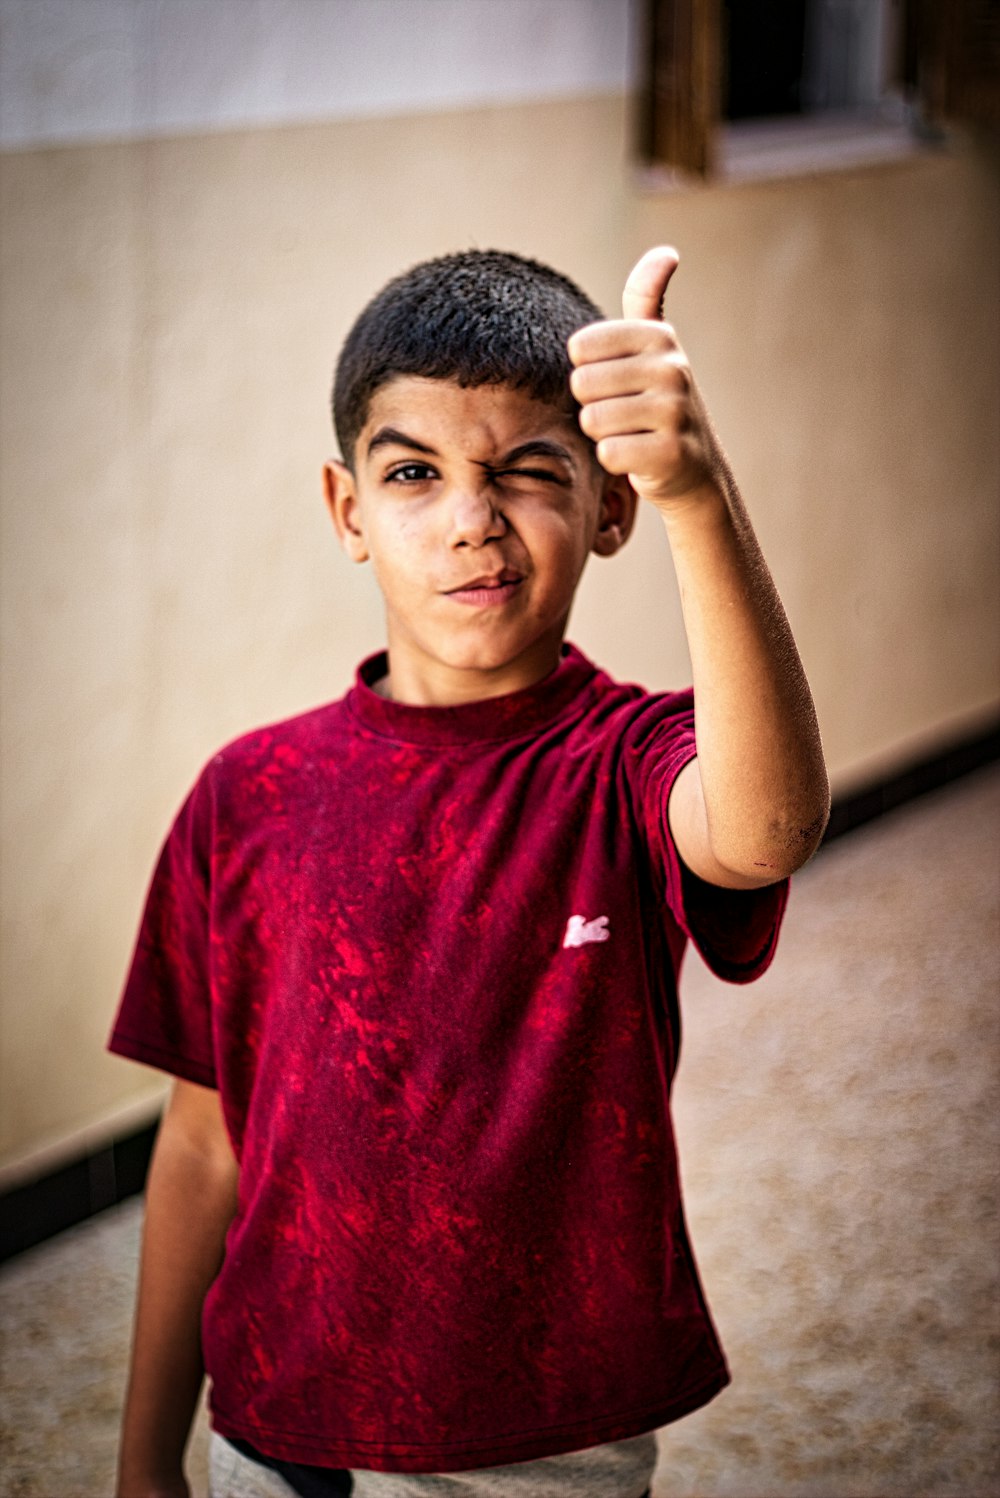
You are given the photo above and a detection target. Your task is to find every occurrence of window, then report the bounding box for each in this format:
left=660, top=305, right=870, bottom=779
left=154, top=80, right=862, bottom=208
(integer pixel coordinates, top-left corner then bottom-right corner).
left=637, top=0, right=1000, bottom=181
left=725, top=0, right=898, bottom=119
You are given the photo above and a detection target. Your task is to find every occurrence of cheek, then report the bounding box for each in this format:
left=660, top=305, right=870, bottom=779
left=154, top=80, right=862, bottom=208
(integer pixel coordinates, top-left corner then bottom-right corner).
left=532, top=504, right=594, bottom=572
left=369, top=513, right=426, bottom=574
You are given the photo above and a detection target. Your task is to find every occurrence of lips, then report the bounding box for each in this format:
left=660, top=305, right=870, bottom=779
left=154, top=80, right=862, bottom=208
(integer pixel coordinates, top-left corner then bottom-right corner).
left=443, top=567, right=525, bottom=607
left=445, top=568, right=524, bottom=593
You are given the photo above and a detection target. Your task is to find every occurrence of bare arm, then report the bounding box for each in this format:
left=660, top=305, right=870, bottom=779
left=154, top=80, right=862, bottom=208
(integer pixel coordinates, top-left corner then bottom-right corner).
left=569, top=247, right=829, bottom=888
left=117, top=1079, right=239, bottom=1498
left=658, top=474, right=829, bottom=888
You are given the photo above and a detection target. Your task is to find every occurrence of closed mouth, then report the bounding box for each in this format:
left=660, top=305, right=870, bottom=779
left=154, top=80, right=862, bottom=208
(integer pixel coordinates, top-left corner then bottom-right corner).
left=443, top=569, right=525, bottom=606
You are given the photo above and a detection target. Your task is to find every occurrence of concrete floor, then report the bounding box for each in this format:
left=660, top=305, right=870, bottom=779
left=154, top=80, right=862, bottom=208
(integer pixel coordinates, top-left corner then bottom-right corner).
left=2, top=767, right=998, bottom=1497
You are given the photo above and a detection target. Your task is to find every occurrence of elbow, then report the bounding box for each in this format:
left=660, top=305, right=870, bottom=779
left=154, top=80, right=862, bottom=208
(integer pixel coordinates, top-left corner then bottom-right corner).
left=769, top=792, right=833, bottom=878
left=714, top=792, right=831, bottom=885
left=780, top=797, right=831, bottom=875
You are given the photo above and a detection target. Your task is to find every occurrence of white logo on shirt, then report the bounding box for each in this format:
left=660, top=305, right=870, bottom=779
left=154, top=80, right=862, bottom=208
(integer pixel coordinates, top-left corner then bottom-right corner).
left=563, top=914, right=610, bottom=948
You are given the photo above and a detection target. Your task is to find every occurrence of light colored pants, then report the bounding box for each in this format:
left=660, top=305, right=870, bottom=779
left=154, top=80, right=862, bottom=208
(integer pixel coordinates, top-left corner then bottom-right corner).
left=208, top=1430, right=658, bottom=1497
left=209, top=1432, right=298, bottom=1497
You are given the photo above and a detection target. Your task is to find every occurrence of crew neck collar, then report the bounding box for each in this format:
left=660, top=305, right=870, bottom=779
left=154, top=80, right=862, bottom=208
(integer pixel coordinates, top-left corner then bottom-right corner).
left=346, top=643, right=599, bottom=747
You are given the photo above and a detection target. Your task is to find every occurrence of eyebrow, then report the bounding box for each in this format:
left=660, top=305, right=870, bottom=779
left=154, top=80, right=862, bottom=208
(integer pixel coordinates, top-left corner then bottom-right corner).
left=366, top=426, right=438, bottom=458
left=494, top=440, right=577, bottom=471
left=365, top=428, right=577, bottom=471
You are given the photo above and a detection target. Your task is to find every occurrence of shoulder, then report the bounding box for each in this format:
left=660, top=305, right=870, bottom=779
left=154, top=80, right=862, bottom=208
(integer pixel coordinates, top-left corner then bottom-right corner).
left=560, top=654, right=697, bottom=808
left=571, top=649, right=694, bottom=746
left=203, top=696, right=350, bottom=778
left=172, top=696, right=353, bottom=839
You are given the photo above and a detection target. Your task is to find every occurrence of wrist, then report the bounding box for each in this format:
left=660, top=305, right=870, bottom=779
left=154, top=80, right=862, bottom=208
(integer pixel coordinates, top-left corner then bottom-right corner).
left=117, top=1427, right=189, bottom=1496
left=651, top=479, right=733, bottom=536
left=117, top=1468, right=188, bottom=1498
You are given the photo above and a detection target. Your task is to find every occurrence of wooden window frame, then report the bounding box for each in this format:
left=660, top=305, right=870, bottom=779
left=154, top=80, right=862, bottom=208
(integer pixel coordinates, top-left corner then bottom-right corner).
left=637, top=0, right=1000, bottom=181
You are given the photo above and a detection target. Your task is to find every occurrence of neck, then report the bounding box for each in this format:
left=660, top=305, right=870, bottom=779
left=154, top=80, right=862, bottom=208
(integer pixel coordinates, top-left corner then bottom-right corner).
left=381, top=634, right=566, bottom=708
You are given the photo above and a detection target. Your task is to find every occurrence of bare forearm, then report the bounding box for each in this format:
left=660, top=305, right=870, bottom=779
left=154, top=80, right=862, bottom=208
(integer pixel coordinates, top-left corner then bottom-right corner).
left=117, top=1085, right=238, bottom=1497
left=663, top=475, right=829, bottom=880
left=569, top=246, right=829, bottom=884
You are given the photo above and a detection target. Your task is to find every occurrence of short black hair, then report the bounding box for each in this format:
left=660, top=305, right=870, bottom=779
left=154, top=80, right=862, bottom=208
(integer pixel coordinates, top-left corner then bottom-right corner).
left=332, top=249, right=604, bottom=470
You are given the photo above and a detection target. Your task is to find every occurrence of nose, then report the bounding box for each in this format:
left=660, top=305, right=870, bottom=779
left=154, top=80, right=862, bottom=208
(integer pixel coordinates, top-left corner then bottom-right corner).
left=446, top=481, right=507, bottom=548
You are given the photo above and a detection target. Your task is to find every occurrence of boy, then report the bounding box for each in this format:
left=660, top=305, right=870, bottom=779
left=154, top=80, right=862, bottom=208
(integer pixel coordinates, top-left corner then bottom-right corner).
left=110, top=246, right=829, bottom=1498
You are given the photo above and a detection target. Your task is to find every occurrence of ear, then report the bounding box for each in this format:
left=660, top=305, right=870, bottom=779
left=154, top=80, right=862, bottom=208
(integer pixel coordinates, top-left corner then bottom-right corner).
left=323, top=460, right=369, bottom=563
left=591, top=474, right=638, bottom=558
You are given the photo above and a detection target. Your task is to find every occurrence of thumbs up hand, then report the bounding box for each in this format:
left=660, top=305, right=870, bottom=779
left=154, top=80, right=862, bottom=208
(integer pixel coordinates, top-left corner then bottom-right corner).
left=568, top=247, right=723, bottom=511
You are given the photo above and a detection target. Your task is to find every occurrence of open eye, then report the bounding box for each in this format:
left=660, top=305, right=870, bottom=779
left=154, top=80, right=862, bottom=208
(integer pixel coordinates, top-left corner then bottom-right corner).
left=386, top=461, right=437, bottom=484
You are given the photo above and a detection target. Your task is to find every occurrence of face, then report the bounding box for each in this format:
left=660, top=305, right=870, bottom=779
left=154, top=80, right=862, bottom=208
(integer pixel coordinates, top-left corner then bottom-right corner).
left=324, top=377, right=635, bottom=706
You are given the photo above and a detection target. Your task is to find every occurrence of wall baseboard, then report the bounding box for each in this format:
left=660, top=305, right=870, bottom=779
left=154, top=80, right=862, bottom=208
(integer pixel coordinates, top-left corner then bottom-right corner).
left=2, top=718, right=997, bottom=1265
left=0, top=1121, right=158, bottom=1262
left=823, top=719, right=999, bottom=842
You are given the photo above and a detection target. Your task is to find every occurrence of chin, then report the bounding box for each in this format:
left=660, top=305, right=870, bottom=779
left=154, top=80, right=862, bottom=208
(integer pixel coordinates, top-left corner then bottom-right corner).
left=409, top=618, right=562, bottom=680
left=445, top=644, right=525, bottom=674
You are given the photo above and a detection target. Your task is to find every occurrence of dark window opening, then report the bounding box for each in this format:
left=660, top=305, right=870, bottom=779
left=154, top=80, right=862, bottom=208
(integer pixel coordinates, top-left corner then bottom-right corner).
left=723, top=0, right=810, bottom=119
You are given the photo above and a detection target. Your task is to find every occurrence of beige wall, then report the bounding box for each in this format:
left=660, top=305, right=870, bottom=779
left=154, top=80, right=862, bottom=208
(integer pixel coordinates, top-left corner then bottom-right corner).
left=630, top=140, right=1000, bottom=782
left=1, top=96, right=998, bottom=1177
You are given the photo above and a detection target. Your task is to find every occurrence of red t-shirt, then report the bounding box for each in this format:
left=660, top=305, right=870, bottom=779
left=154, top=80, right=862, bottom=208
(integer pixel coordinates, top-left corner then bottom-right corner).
left=109, top=644, right=788, bottom=1473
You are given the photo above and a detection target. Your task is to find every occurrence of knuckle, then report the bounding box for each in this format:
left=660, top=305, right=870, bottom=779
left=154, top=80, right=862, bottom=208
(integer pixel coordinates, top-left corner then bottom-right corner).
left=650, top=353, right=688, bottom=393
left=656, top=432, right=682, bottom=468
left=670, top=359, right=691, bottom=393
left=644, top=322, right=676, bottom=352
left=653, top=389, right=678, bottom=423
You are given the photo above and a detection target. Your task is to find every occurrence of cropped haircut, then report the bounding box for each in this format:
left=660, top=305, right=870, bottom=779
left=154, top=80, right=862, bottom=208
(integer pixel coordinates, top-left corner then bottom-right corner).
left=332, top=249, right=605, bottom=471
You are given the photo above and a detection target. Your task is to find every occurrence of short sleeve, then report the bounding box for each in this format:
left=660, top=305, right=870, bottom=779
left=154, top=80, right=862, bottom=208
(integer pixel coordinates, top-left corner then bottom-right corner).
left=108, top=770, right=218, bottom=1087
left=622, top=689, right=789, bottom=985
